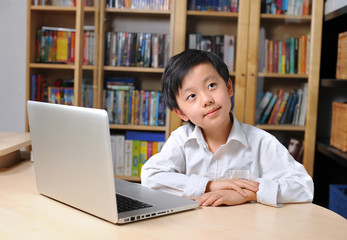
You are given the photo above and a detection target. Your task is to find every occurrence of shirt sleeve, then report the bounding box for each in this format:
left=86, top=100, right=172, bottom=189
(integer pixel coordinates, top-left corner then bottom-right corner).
left=255, top=136, right=314, bottom=207
left=141, top=131, right=210, bottom=199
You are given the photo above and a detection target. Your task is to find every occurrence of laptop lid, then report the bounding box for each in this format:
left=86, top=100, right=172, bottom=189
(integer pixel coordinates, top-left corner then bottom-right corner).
left=28, top=101, right=119, bottom=223
left=27, top=101, right=198, bottom=224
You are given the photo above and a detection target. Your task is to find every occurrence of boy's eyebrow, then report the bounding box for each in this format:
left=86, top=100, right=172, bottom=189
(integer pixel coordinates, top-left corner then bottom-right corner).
left=179, top=74, right=217, bottom=95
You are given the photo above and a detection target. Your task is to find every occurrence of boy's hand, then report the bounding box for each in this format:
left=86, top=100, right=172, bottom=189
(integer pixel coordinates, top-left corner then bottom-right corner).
left=197, top=189, right=257, bottom=207
left=205, top=179, right=259, bottom=197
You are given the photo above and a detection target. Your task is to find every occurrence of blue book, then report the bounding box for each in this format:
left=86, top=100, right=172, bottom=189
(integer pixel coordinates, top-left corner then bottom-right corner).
left=260, top=94, right=278, bottom=124
left=280, top=93, right=293, bottom=124
left=285, top=93, right=298, bottom=124
left=125, top=131, right=165, bottom=142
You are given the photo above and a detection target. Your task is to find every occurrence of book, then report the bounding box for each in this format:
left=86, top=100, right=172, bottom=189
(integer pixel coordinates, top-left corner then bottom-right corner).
left=123, top=139, right=132, bottom=176
left=274, top=91, right=290, bottom=124
left=255, top=91, right=273, bottom=123
left=139, top=141, right=148, bottom=176
left=260, top=94, right=278, bottom=124
left=268, top=89, right=285, bottom=124
left=285, top=93, right=298, bottom=124
left=113, top=135, right=125, bottom=176
left=131, top=140, right=140, bottom=176
left=279, top=93, right=293, bottom=124
left=298, top=83, right=308, bottom=126
left=292, top=88, right=304, bottom=125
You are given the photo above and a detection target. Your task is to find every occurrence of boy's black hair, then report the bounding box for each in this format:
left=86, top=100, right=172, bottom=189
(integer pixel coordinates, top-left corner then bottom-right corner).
left=161, top=49, right=230, bottom=111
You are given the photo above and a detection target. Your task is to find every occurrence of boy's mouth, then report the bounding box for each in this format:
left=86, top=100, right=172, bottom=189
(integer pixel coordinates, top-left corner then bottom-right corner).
left=204, top=107, right=220, bottom=117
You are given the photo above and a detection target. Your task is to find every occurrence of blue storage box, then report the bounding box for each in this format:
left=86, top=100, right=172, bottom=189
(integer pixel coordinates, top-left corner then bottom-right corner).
left=329, top=184, right=347, bottom=219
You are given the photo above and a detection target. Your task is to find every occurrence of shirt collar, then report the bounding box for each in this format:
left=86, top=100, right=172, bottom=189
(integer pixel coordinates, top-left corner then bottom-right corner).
left=183, top=112, right=249, bottom=149
left=227, top=113, right=248, bottom=148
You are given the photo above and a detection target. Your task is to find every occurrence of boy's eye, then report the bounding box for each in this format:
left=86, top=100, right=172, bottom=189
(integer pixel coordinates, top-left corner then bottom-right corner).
left=208, top=83, right=216, bottom=89
left=187, top=94, right=195, bottom=100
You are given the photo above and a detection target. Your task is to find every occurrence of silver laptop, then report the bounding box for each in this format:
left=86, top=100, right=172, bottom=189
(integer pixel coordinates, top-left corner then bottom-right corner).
left=27, top=101, right=198, bottom=224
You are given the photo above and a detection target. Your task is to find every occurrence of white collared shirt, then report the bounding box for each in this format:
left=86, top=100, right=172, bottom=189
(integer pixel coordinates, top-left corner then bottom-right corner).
left=141, top=114, right=313, bottom=207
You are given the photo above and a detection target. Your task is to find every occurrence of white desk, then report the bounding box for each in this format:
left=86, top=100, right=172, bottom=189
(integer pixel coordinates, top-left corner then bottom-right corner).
left=1, top=160, right=346, bottom=240
left=0, top=132, right=31, bottom=168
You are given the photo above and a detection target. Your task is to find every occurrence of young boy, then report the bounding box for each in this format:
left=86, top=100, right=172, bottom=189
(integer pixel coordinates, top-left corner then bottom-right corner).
left=141, top=49, right=313, bottom=207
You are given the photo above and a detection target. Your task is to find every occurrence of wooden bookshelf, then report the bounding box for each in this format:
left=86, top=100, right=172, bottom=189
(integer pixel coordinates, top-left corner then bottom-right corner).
left=26, top=0, right=324, bottom=179
left=242, top=0, right=323, bottom=176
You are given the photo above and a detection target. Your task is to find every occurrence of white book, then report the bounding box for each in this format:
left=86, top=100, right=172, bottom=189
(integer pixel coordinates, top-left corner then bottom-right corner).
left=109, top=135, right=117, bottom=174
left=124, top=140, right=133, bottom=176
left=113, top=135, right=125, bottom=176
left=292, top=88, right=304, bottom=125
left=298, top=83, right=308, bottom=126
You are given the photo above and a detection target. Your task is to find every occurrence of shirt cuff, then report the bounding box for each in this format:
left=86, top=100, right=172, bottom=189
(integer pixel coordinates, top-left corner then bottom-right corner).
left=256, top=178, right=283, bottom=207
left=183, top=174, right=210, bottom=199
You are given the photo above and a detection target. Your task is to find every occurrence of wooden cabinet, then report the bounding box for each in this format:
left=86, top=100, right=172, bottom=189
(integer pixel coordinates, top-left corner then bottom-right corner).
left=313, top=4, right=347, bottom=207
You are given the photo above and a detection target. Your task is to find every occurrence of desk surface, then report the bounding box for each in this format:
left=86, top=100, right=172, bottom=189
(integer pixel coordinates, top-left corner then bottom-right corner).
left=1, top=160, right=346, bottom=240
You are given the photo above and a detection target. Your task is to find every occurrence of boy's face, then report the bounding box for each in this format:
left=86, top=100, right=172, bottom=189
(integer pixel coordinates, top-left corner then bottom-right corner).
left=174, top=63, right=233, bottom=131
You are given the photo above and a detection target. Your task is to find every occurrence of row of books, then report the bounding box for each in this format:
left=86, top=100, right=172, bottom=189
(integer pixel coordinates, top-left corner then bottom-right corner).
left=258, top=32, right=311, bottom=74
left=111, top=131, right=165, bottom=177
left=104, top=86, right=166, bottom=126
left=36, top=26, right=95, bottom=65
left=187, top=33, right=235, bottom=72
left=30, top=73, right=94, bottom=107
left=187, top=0, right=239, bottom=12
left=255, top=83, right=308, bottom=126
left=106, top=0, right=171, bottom=10
left=262, top=0, right=310, bottom=16
left=33, top=0, right=94, bottom=6
left=104, top=31, right=170, bottom=68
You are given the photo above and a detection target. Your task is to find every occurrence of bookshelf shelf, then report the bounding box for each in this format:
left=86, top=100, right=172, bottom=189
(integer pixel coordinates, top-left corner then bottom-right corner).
left=321, top=78, right=347, bottom=88
left=261, top=14, right=311, bottom=21
left=256, top=124, right=305, bottom=131
left=109, top=124, right=167, bottom=131
left=103, top=66, right=164, bottom=73
left=82, top=65, right=97, bottom=70
left=29, top=63, right=76, bottom=70
left=317, top=141, right=347, bottom=168
left=106, top=8, right=171, bottom=15
left=324, top=4, right=347, bottom=21
left=31, top=6, right=77, bottom=11
left=187, top=10, right=238, bottom=18
left=258, top=73, right=308, bottom=79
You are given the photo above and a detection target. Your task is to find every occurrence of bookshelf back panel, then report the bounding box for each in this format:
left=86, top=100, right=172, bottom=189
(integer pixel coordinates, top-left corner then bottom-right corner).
left=107, top=15, right=171, bottom=34
left=103, top=71, right=162, bottom=91
left=261, top=21, right=311, bottom=41
left=186, top=17, right=238, bottom=36
left=259, top=78, right=307, bottom=94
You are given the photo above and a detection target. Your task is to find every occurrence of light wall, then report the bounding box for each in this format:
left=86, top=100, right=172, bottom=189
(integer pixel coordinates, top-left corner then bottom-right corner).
left=0, top=0, right=27, bottom=132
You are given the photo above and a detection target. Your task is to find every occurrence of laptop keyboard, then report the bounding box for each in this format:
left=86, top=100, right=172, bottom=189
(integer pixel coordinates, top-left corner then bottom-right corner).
left=116, top=194, right=153, bottom=213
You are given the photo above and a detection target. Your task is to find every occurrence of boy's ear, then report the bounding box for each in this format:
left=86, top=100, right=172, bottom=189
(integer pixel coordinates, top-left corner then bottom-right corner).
left=174, top=108, right=189, bottom=122
left=227, top=78, right=234, bottom=97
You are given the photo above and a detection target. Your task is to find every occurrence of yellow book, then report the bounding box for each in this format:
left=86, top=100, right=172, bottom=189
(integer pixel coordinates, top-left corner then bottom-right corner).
left=152, top=141, right=159, bottom=156
left=139, top=141, right=148, bottom=176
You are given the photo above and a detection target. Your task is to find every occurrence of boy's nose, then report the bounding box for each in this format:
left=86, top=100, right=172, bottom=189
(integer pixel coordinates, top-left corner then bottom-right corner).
left=201, top=93, right=214, bottom=107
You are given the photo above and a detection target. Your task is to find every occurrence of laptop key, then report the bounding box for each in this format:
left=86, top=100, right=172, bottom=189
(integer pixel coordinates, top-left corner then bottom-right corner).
left=116, top=194, right=153, bottom=213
